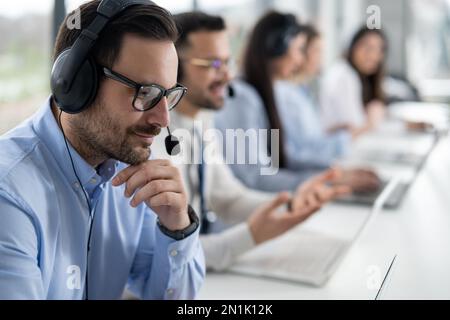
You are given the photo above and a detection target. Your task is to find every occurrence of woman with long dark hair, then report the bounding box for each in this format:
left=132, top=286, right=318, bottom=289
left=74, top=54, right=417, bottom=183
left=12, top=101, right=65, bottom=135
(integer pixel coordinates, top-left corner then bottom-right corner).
left=320, top=27, right=388, bottom=135
left=215, top=12, right=379, bottom=193
left=242, top=11, right=305, bottom=169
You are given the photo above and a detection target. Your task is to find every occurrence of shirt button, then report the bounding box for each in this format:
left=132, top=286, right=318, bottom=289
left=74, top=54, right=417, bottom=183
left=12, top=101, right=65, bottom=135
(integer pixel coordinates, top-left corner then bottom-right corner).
left=170, top=250, right=178, bottom=257
left=90, top=178, right=97, bottom=184
left=74, top=182, right=80, bottom=189
left=166, top=289, right=174, bottom=295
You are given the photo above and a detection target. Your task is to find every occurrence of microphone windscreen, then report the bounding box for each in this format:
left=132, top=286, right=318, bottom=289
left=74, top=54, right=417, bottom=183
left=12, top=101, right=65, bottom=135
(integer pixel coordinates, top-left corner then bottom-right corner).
left=228, top=85, right=235, bottom=98
left=165, top=134, right=181, bottom=156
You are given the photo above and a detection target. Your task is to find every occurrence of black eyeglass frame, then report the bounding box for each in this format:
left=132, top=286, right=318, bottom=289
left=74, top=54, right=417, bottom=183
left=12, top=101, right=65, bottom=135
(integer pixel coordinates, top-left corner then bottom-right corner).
left=101, top=66, right=187, bottom=111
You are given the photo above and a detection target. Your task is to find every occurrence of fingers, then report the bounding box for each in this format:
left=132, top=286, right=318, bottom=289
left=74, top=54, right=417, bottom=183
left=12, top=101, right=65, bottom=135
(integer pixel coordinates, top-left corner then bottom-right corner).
left=292, top=169, right=342, bottom=211
left=112, top=159, right=172, bottom=186
left=261, top=192, right=291, bottom=215
left=292, top=187, right=320, bottom=212
left=290, top=195, right=305, bottom=213
left=291, top=190, right=322, bottom=215
left=146, top=191, right=183, bottom=209
left=351, top=169, right=381, bottom=192
left=310, top=167, right=342, bottom=185
left=279, top=204, right=320, bottom=228
left=292, top=181, right=350, bottom=214
left=111, top=160, right=189, bottom=230
left=124, top=165, right=179, bottom=198
left=111, top=160, right=180, bottom=198
left=316, top=183, right=351, bottom=201
left=335, top=168, right=381, bottom=193
left=130, top=180, right=182, bottom=208
left=332, top=185, right=352, bottom=197
left=354, top=168, right=379, bottom=180
left=111, top=159, right=187, bottom=218
left=305, top=191, right=320, bottom=208
left=298, top=168, right=342, bottom=194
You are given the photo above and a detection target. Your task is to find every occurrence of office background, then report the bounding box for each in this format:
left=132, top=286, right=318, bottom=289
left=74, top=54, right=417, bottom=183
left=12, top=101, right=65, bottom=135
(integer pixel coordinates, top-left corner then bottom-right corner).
left=0, top=0, right=449, bottom=300
left=0, top=0, right=449, bottom=135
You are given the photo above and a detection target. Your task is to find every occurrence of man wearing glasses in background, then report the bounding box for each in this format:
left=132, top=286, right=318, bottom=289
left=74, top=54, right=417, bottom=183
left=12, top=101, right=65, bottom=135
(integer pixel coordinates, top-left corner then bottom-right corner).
left=0, top=0, right=204, bottom=299
left=151, top=12, right=351, bottom=271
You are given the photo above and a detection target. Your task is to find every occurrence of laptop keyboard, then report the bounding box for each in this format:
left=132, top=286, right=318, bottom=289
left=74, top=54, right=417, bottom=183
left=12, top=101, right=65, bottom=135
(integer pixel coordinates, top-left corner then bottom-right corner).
left=231, top=229, right=349, bottom=284
left=336, top=180, right=409, bottom=208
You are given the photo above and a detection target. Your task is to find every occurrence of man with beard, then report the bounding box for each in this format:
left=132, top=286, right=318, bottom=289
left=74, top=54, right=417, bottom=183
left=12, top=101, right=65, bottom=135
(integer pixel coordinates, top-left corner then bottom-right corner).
left=151, top=12, right=352, bottom=271
left=0, top=1, right=204, bottom=299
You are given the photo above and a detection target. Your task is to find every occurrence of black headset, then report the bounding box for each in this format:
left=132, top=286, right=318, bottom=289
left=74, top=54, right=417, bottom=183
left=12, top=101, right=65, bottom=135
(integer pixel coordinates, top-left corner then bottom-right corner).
left=51, top=0, right=182, bottom=300
left=51, top=0, right=155, bottom=114
left=265, top=13, right=301, bottom=58
left=52, top=0, right=180, bottom=156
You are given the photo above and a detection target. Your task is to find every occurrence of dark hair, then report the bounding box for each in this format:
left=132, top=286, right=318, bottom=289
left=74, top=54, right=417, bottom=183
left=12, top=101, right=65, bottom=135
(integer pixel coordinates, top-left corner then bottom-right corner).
left=173, top=11, right=226, bottom=81
left=243, top=11, right=303, bottom=168
left=53, top=0, right=178, bottom=69
left=346, top=26, right=387, bottom=107
left=174, top=11, right=225, bottom=49
left=302, top=24, right=320, bottom=49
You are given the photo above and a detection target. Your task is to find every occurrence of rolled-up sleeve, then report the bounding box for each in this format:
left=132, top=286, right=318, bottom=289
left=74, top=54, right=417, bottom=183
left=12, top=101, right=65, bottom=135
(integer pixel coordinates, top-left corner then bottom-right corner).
left=127, top=210, right=205, bottom=300
left=0, top=190, right=44, bottom=299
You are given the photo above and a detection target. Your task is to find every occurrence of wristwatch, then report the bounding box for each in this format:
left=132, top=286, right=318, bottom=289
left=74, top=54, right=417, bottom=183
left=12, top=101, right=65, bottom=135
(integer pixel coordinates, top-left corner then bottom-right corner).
left=157, top=205, right=199, bottom=240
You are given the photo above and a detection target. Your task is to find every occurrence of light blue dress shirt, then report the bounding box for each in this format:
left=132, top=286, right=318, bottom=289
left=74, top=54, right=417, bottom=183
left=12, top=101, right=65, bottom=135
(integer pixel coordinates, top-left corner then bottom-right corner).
left=0, top=97, right=205, bottom=300
left=215, top=80, right=316, bottom=192
left=274, top=80, right=351, bottom=169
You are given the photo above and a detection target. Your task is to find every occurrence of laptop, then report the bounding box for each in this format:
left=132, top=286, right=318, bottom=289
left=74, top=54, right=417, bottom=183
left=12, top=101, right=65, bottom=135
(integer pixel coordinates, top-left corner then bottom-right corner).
left=335, top=131, right=441, bottom=209
left=229, top=178, right=400, bottom=287
left=357, top=150, right=425, bottom=167
left=335, top=179, right=410, bottom=209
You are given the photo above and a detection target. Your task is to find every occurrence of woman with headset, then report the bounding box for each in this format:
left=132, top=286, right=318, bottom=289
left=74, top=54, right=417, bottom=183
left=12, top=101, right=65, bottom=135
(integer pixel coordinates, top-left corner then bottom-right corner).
left=215, top=11, right=380, bottom=193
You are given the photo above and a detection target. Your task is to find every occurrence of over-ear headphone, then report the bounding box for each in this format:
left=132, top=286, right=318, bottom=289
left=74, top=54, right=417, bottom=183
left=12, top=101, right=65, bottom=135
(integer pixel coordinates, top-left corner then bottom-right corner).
left=52, top=0, right=181, bottom=157
left=51, top=0, right=154, bottom=114
left=52, top=0, right=164, bottom=300
left=265, top=13, right=301, bottom=58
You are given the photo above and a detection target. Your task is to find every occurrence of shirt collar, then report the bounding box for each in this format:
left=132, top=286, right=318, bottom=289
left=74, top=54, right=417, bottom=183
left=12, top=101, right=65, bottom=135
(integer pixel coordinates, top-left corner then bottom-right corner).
left=32, top=96, right=118, bottom=193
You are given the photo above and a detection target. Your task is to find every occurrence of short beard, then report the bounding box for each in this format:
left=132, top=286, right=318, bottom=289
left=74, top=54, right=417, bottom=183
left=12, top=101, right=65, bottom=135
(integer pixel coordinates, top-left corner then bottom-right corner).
left=188, top=91, right=224, bottom=111
left=198, top=97, right=224, bottom=111
left=69, top=99, right=159, bottom=166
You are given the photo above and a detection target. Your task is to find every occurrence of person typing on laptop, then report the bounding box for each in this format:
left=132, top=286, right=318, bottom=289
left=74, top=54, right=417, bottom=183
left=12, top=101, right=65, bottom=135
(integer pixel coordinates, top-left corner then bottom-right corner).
left=214, top=11, right=380, bottom=194
left=151, top=11, right=377, bottom=272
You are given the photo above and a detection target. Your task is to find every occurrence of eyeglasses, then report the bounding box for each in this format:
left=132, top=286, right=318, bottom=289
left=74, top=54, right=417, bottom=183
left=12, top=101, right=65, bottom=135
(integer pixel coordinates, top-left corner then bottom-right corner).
left=183, top=57, right=235, bottom=72
left=101, top=66, right=187, bottom=111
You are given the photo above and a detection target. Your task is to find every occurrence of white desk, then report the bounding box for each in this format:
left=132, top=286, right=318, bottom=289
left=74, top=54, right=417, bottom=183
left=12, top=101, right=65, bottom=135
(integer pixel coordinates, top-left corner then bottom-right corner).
left=198, top=129, right=450, bottom=300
